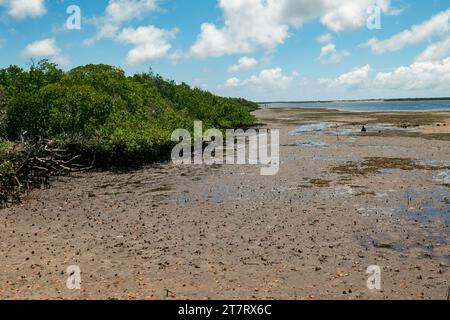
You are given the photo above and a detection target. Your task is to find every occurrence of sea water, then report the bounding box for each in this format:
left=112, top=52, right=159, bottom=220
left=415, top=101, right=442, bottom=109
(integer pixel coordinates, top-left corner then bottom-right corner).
left=262, top=99, right=450, bottom=112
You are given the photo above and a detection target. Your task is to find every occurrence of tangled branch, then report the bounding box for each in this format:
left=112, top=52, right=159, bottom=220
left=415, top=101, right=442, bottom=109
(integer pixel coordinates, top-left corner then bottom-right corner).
left=0, top=140, right=87, bottom=207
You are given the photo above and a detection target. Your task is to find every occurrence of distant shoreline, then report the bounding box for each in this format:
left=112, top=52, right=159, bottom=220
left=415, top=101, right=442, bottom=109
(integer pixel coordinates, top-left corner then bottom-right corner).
left=256, top=98, right=450, bottom=113
left=258, top=97, right=450, bottom=104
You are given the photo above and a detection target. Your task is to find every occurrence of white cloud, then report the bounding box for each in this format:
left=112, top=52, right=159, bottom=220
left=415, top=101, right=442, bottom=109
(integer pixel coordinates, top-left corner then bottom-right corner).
left=225, top=77, right=241, bottom=87
left=319, top=1, right=391, bottom=32
left=375, top=58, right=450, bottom=90
left=22, top=38, right=60, bottom=57
left=317, top=43, right=350, bottom=64
left=225, top=67, right=294, bottom=90
left=278, top=0, right=393, bottom=31
left=319, top=64, right=371, bottom=88
left=317, top=58, right=450, bottom=93
left=116, top=26, right=177, bottom=65
left=365, top=8, right=450, bottom=54
left=105, top=0, right=156, bottom=24
left=0, top=0, right=46, bottom=19
left=53, top=55, right=71, bottom=66
left=415, top=37, right=450, bottom=62
left=190, top=0, right=393, bottom=58
left=84, top=0, right=175, bottom=65
left=190, top=0, right=288, bottom=58
left=228, top=56, right=258, bottom=72
left=315, top=33, right=349, bottom=64
left=85, top=0, right=158, bottom=45
left=21, top=38, right=70, bottom=65
left=316, top=33, right=332, bottom=45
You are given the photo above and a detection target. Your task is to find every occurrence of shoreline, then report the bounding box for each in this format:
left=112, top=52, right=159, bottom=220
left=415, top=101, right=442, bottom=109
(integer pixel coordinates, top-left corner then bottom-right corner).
left=260, top=106, right=450, bottom=113
left=258, top=97, right=450, bottom=104
left=253, top=108, right=450, bottom=139
left=257, top=99, right=450, bottom=114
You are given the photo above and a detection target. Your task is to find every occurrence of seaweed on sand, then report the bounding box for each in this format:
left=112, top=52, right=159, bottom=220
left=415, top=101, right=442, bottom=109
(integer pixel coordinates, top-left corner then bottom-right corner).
left=308, top=179, right=332, bottom=187
left=331, top=157, right=448, bottom=177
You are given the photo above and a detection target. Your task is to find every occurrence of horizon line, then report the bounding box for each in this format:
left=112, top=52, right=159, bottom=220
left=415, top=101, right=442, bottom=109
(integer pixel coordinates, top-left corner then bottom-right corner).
left=256, top=97, right=450, bottom=104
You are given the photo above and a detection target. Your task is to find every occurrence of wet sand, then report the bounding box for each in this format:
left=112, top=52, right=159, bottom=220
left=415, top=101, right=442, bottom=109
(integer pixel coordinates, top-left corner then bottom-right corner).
left=0, top=108, right=449, bottom=300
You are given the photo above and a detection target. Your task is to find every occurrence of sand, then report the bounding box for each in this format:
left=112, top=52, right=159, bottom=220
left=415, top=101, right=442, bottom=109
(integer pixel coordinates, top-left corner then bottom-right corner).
left=0, top=108, right=449, bottom=300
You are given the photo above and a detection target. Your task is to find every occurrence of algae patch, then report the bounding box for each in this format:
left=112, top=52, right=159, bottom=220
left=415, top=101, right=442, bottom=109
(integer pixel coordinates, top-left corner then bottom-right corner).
left=332, top=157, right=448, bottom=177
left=309, top=179, right=332, bottom=187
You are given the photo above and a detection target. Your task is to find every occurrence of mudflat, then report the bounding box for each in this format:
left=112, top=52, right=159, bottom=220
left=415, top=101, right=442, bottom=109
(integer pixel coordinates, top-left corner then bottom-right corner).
left=1, top=108, right=449, bottom=300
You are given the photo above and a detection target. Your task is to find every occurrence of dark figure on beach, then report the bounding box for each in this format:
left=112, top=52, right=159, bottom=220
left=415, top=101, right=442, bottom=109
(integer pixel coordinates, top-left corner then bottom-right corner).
left=361, top=126, right=367, bottom=132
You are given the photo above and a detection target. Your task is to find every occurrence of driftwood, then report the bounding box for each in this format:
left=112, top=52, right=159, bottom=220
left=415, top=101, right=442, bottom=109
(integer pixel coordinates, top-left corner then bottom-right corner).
left=0, top=139, right=87, bottom=207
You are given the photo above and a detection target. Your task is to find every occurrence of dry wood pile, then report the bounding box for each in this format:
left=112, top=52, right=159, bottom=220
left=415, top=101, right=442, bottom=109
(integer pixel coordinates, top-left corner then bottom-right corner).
left=0, top=140, right=87, bottom=207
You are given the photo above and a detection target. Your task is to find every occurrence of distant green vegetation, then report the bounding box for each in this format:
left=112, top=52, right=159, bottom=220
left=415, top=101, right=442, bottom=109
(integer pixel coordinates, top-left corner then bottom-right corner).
left=0, top=60, right=257, bottom=204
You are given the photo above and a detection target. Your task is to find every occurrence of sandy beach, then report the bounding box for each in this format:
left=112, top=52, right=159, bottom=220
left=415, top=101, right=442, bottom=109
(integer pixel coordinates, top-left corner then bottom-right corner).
left=1, top=108, right=449, bottom=300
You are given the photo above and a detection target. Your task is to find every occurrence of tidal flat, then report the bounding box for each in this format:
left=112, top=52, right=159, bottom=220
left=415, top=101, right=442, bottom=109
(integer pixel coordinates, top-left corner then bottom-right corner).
left=0, top=108, right=449, bottom=300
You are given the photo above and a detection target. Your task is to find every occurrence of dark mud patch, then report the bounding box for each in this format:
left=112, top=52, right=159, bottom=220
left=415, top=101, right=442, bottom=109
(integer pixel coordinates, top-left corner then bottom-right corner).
left=308, top=179, right=332, bottom=187
left=354, top=191, right=376, bottom=197
left=332, top=157, right=448, bottom=177
left=364, top=130, right=450, bottom=141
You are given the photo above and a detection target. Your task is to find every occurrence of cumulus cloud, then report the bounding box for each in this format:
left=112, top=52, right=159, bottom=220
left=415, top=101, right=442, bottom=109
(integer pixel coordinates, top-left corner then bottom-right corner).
left=365, top=8, right=450, bottom=54
left=190, top=0, right=288, bottom=58
left=0, top=0, right=46, bottom=19
left=225, top=77, right=241, bottom=87
left=22, top=38, right=60, bottom=57
left=316, top=33, right=332, bottom=45
left=190, top=0, right=393, bottom=58
left=375, top=58, right=450, bottom=90
left=116, top=26, right=177, bottom=65
left=317, top=43, right=350, bottom=64
left=105, top=0, right=156, bottom=23
left=319, top=0, right=390, bottom=32
left=228, top=56, right=258, bottom=72
left=84, top=0, right=175, bottom=65
left=317, top=57, right=450, bottom=93
left=21, top=38, right=70, bottom=65
left=315, top=34, right=349, bottom=64
left=84, top=0, right=158, bottom=45
left=319, top=65, right=371, bottom=88
left=225, top=67, right=295, bottom=90
left=275, top=0, right=392, bottom=31
left=415, top=37, right=450, bottom=62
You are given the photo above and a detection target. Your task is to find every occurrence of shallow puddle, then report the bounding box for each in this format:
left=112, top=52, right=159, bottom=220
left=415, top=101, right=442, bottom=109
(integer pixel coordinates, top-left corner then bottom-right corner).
left=297, top=140, right=329, bottom=148
left=290, top=122, right=336, bottom=134
left=399, top=188, right=450, bottom=225
left=433, top=170, right=450, bottom=185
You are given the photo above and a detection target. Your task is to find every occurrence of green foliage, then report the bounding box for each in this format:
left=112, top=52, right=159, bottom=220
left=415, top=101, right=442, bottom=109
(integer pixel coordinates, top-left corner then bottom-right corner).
left=41, top=83, right=112, bottom=136
left=0, top=140, right=14, bottom=159
left=0, top=61, right=257, bottom=166
left=0, top=86, right=7, bottom=138
left=5, top=91, right=47, bottom=138
left=144, top=73, right=256, bottom=128
left=0, top=160, right=22, bottom=204
left=0, top=161, right=16, bottom=186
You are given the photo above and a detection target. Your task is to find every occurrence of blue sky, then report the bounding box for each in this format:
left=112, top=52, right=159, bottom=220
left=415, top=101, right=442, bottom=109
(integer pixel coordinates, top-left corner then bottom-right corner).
left=1, top=0, right=450, bottom=101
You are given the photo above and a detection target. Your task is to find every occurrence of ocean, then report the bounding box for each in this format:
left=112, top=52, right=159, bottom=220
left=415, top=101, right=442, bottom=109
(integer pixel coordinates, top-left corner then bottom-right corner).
left=262, top=100, right=450, bottom=112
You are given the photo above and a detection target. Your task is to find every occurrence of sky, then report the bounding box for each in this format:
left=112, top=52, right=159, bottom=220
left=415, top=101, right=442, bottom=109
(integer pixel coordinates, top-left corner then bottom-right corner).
left=1, top=0, right=450, bottom=101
